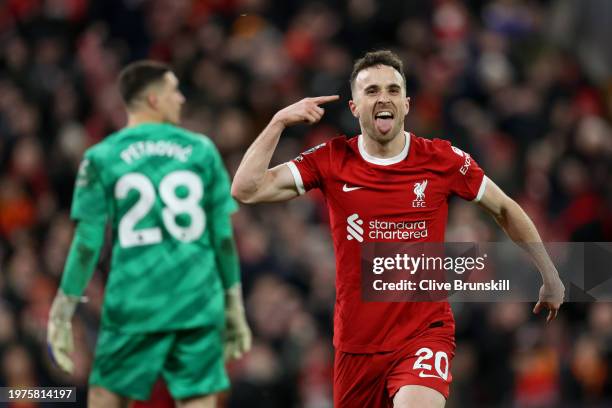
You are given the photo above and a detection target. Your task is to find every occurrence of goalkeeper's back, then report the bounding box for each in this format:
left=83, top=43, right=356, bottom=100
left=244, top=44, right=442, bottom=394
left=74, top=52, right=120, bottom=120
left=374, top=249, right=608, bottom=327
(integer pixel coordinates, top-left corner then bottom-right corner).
left=71, top=123, right=236, bottom=332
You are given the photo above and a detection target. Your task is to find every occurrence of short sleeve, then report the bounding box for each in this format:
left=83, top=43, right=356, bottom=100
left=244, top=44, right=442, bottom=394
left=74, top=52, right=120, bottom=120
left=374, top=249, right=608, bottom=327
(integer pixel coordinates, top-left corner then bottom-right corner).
left=205, top=140, right=238, bottom=215
left=441, top=142, right=487, bottom=202
left=285, top=142, right=330, bottom=194
left=70, top=153, right=109, bottom=223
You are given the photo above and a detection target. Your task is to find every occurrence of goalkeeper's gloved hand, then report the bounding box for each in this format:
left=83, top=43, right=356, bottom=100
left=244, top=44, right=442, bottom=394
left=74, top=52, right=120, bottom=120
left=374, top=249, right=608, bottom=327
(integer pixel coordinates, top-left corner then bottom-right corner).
left=224, top=284, right=252, bottom=361
left=47, top=290, right=80, bottom=374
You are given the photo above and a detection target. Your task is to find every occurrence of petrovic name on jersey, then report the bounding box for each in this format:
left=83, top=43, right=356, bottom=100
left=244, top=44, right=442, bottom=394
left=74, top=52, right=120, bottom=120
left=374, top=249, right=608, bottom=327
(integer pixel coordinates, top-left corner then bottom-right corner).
left=120, top=140, right=193, bottom=164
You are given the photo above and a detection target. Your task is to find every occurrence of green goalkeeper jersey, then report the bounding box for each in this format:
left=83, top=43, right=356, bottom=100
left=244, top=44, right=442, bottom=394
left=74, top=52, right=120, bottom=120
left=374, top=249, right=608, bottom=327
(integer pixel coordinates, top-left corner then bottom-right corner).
left=71, top=123, right=237, bottom=333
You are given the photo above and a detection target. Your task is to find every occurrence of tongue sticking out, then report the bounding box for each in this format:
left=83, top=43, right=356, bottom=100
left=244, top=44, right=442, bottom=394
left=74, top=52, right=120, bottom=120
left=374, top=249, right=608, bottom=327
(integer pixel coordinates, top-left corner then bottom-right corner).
left=375, top=118, right=394, bottom=134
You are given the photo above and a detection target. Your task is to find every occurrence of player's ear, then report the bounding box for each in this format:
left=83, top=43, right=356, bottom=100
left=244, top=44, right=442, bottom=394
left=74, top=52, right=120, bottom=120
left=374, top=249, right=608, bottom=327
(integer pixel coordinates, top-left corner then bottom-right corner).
left=405, top=96, right=410, bottom=114
left=349, top=100, right=359, bottom=118
left=146, top=92, right=158, bottom=109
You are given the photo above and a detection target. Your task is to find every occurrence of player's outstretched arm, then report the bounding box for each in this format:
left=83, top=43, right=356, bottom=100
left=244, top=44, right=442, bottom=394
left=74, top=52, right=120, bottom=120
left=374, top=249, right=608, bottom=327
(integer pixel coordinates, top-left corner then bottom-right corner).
left=477, top=178, right=565, bottom=322
left=208, top=208, right=252, bottom=360
left=47, top=219, right=105, bottom=373
left=232, top=95, right=339, bottom=203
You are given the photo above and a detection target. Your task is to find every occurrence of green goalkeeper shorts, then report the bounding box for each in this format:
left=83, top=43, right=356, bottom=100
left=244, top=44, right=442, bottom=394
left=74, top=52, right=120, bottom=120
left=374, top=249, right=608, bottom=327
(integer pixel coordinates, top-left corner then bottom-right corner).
left=89, top=325, right=229, bottom=401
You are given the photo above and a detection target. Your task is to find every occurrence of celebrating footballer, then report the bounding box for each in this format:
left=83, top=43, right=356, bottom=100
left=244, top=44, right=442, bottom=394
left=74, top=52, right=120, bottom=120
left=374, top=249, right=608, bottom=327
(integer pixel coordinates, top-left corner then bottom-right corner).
left=232, top=50, right=565, bottom=407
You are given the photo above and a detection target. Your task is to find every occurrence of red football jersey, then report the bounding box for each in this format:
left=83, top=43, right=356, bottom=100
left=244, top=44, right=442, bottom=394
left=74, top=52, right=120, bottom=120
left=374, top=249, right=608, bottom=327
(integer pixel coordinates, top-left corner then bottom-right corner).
left=287, top=132, right=487, bottom=353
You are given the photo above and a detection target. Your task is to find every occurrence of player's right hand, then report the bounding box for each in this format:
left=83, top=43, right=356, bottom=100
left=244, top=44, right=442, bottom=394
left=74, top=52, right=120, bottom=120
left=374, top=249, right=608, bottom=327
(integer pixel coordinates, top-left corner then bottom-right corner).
left=272, top=95, right=340, bottom=128
left=47, top=291, right=79, bottom=374
left=533, top=278, right=565, bottom=323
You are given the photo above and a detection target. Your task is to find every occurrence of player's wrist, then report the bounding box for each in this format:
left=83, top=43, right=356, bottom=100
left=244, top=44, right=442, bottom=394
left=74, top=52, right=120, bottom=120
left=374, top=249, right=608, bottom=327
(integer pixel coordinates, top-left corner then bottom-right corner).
left=269, top=114, right=288, bottom=131
left=50, top=290, right=82, bottom=322
left=542, top=272, right=562, bottom=287
left=225, top=284, right=246, bottom=310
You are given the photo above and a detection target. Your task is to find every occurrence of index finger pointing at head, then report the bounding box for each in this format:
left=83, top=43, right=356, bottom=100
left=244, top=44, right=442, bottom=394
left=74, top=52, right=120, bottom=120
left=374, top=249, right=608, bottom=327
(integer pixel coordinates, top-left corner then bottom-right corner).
left=311, top=95, right=340, bottom=105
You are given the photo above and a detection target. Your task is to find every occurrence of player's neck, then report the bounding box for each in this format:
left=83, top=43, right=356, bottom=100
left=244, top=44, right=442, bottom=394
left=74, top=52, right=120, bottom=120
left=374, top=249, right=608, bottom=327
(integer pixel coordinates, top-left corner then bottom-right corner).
left=361, top=131, right=406, bottom=158
left=126, top=111, right=165, bottom=128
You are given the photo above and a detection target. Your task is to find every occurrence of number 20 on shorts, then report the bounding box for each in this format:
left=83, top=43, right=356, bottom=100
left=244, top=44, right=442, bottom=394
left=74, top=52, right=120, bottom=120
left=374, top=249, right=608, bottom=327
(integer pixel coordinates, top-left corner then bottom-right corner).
left=413, top=347, right=449, bottom=380
left=115, top=170, right=205, bottom=248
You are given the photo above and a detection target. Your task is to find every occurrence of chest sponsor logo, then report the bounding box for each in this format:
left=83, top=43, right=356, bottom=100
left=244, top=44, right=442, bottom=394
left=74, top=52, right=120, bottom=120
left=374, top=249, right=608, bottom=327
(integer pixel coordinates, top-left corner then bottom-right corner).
left=346, top=213, right=428, bottom=241
left=346, top=213, right=364, bottom=242
left=343, top=184, right=364, bottom=192
left=412, top=180, right=428, bottom=207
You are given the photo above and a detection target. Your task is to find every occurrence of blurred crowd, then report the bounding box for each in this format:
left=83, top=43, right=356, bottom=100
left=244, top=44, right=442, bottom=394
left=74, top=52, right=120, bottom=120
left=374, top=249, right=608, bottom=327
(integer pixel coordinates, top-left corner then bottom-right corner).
left=0, top=0, right=611, bottom=407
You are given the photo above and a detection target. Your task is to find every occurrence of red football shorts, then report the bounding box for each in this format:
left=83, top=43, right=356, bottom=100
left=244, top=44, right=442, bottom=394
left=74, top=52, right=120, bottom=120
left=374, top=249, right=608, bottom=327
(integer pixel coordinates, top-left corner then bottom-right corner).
left=333, top=323, right=455, bottom=408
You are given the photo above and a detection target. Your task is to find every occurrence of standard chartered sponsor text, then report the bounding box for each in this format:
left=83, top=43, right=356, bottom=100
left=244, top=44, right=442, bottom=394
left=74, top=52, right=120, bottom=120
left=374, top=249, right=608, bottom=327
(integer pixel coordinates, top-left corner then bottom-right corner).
left=369, top=219, right=428, bottom=240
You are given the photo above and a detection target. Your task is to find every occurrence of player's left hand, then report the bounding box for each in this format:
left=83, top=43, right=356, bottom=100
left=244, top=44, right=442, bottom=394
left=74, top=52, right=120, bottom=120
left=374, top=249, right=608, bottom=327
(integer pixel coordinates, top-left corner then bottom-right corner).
left=224, top=284, right=252, bottom=360
left=533, top=278, right=565, bottom=323
left=47, top=291, right=80, bottom=373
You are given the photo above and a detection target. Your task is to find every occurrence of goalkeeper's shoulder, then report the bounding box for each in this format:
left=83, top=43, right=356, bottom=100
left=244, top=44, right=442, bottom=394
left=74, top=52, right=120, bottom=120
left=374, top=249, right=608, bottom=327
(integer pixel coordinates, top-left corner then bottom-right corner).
left=82, top=131, right=121, bottom=161
left=172, top=127, right=224, bottom=161
left=174, top=126, right=215, bottom=148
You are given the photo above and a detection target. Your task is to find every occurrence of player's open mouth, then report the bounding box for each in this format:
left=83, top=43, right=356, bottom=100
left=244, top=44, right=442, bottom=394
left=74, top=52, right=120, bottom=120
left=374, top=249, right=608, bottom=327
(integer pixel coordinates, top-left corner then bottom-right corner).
left=374, top=111, right=394, bottom=134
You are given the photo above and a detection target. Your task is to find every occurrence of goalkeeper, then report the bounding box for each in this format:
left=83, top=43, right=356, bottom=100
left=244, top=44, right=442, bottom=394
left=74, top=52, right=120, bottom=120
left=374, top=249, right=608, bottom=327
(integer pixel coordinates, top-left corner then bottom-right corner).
left=47, top=61, right=251, bottom=408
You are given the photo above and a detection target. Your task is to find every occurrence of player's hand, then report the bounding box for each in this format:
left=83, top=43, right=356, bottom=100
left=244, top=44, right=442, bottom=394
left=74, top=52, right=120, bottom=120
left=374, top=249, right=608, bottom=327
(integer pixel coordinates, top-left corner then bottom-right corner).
left=47, top=291, right=80, bottom=374
left=271, top=95, right=340, bottom=128
left=224, top=284, right=252, bottom=360
left=533, top=278, right=565, bottom=323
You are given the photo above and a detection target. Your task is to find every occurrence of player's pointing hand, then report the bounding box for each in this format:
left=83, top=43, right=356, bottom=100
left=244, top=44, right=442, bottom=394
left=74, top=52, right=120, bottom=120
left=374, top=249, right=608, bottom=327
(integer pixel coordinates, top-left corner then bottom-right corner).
left=272, top=95, right=340, bottom=128
left=309, top=95, right=341, bottom=104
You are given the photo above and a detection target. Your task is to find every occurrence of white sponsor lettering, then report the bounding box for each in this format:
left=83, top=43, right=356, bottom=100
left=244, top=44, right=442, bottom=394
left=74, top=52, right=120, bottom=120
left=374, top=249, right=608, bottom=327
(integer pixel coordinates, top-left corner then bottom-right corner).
left=451, top=146, right=472, bottom=175
left=345, top=217, right=430, bottom=242
left=459, top=154, right=471, bottom=175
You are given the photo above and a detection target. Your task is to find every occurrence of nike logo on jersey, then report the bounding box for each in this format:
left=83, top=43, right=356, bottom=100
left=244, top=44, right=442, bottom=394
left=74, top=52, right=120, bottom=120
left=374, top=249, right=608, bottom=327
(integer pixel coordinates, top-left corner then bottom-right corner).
left=343, top=184, right=364, bottom=192
left=418, top=371, right=445, bottom=380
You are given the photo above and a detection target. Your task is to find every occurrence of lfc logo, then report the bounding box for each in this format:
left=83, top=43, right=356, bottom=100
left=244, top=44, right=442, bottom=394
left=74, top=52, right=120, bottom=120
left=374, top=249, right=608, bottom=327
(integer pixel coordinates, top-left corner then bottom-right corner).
left=412, top=180, right=428, bottom=207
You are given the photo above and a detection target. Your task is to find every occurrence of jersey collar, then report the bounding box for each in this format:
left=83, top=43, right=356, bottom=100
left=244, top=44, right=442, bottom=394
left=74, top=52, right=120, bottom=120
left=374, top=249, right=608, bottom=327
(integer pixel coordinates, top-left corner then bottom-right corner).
left=358, top=131, right=410, bottom=166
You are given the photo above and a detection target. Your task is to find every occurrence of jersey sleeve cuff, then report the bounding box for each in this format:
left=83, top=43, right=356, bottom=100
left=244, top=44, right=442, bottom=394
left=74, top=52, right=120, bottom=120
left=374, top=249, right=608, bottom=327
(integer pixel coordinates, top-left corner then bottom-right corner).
left=472, top=175, right=488, bottom=202
left=285, top=161, right=306, bottom=195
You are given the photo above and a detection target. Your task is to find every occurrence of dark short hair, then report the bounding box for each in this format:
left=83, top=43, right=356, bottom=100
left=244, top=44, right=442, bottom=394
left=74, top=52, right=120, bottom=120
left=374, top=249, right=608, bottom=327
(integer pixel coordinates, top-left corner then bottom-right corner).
left=118, top=60, right=172, bottom=107
left=350, top=50, right=406, bottom=90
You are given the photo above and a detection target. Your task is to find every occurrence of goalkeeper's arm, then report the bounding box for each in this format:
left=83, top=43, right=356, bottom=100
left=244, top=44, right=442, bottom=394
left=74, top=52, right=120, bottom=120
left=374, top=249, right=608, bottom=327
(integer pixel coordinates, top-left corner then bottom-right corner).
left=60, top=219, right=105, bottom=296
left=48, top=219, right=105, bottom=373
left=209, top=212, right=252, bottom=360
